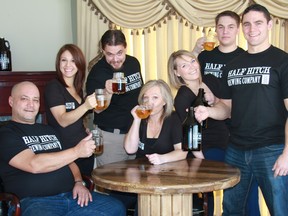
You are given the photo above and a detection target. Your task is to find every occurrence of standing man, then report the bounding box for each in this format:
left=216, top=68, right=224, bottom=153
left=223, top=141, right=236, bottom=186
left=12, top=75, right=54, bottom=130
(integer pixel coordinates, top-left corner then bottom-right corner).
left=193, top=11, right=260, bottom=216
left=195, top=4, right=288, bottom=216
left=86, top=30, right=144, bottom=166
left=197, top=11, right=245, bottom=79
left=0, top=81, right=125, bottom=216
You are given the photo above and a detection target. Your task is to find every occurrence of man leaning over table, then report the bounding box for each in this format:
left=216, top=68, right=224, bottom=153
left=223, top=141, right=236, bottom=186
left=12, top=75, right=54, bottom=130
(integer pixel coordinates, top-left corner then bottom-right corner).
left=0, top=81, right=125, bottom=216
left=86, top=29, right=144, bottom=166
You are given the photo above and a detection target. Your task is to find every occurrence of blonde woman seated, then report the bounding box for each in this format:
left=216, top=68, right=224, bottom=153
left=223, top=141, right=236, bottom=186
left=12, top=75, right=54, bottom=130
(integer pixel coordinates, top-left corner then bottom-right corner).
left=124, top=79, right=200, bottom=165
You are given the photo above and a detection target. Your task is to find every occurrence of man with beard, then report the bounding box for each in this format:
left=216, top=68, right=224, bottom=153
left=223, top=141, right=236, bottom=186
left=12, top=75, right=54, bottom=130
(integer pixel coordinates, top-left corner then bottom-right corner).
left=86, top=30, right=144, bottom=166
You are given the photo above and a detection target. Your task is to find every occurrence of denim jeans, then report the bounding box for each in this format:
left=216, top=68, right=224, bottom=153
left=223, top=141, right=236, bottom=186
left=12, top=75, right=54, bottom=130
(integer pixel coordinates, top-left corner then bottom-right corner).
left=223, top=144, right=288, bottom=216
left=12, top=191, right=126, bottom=216
left=204, top=148, right=260, bottom=216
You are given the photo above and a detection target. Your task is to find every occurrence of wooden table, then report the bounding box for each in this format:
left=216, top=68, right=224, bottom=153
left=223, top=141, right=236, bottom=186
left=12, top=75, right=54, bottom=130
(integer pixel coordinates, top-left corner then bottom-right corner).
left=92, top=158, right=240, bottom=216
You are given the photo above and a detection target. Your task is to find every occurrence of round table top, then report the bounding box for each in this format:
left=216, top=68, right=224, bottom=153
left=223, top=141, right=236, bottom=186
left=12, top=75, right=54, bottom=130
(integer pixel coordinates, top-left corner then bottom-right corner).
left=92, top=158, right=240, bottom=194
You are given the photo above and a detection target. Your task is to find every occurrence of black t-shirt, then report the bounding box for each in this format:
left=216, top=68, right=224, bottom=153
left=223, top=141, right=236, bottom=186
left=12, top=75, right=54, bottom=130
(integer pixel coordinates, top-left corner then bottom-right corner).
left=44, top=79, right=94, bottom=176
left=198, top=46, right=245, bottom=79
left=0, top=121, right=74, bottom=199
left=136, top=112, right=182, bottom=158
left=221, top=45, right=288, bottom=149
left=86, top=55, right=144, bottom=132
left=174, top=75, right=229, bottom=151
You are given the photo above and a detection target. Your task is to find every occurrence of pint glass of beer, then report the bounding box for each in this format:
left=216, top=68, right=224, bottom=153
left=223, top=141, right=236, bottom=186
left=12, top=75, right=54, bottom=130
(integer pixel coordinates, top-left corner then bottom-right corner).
left=95, top=89, right=108, bottom=111
left=112, top=72, right=126, bottom=94
left=204, top=31, right=217, bottom=51
left=135, top=104, right=153, bottom=119
left=91, top=128, right=103, bottom=155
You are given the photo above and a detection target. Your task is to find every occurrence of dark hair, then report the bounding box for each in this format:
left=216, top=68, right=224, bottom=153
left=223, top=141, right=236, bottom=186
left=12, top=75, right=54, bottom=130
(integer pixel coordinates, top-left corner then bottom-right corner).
left=242, top=4, right=271, bottom=22
left=215, top=10, right=240, bottom=27
left=100, top=30, right=127, bottom=50
left=55, top=44, right=86, bottom=97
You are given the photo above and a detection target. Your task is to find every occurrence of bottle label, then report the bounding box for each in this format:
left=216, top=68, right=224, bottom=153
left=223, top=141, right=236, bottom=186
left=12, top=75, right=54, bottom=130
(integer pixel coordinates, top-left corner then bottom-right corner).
left=192, top=125, right=201, bottom=149
left=138, top=141, right=145, bottom=150
left=183, top=125, right=201, bottom=150
left=0, top=53, right=9, bottom=70
left=192, top=125, right=198, bottom=149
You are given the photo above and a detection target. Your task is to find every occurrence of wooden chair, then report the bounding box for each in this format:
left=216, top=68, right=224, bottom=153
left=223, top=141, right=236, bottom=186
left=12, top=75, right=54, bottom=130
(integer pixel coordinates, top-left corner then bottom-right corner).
left=0, top=175, right=95, bottom=216
left=0, top=192, right=21, bottom=216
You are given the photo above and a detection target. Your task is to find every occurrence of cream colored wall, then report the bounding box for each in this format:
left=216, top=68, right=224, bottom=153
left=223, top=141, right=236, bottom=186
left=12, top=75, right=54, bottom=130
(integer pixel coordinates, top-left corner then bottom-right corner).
left=0, top=0, right=74, bottom=71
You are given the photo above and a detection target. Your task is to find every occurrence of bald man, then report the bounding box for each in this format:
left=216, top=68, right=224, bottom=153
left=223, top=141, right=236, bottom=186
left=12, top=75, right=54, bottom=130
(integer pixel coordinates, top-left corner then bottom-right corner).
left=0, top=81, right=125, bottom=216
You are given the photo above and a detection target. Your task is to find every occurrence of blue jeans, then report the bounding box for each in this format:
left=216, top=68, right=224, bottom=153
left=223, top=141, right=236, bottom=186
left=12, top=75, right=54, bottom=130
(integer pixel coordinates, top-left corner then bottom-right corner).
left=12, top=191, right=125, bottom=216
left=223, top=144, right=288, bottom=216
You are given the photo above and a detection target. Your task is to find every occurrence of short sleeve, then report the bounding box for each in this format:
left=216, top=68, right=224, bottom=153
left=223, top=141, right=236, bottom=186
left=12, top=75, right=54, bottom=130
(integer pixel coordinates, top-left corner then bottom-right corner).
left=0, top=127, right=28, bottom=162
left=44, top=80, right=66, bottom=108
left=174, top=86, right=195, bottom=122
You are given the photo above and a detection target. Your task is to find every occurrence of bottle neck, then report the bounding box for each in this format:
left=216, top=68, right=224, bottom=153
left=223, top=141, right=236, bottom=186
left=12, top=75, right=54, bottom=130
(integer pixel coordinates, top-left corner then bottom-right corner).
left=198, top=88, right=204, bottom=97
left=188, top=107, right=195, bottom=117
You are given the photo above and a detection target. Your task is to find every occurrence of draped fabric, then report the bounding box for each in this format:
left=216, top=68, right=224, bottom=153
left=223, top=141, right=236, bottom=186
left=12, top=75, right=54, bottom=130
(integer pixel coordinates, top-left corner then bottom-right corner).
left=78, top=0, right=287, bottom=84
left=77, top=1, right=286, bottom=214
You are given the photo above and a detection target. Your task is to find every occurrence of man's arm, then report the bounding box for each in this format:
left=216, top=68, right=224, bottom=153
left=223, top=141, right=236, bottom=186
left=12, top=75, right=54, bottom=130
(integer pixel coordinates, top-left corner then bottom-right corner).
left=272, top=98, right=288, bottom=177
left=191, top=37, right=205, bottom=57
left=9, top=133, right=95, bottom=174
left=69, top=162, right=93, bottom=207
left=194, top=99, right=231, bottom=122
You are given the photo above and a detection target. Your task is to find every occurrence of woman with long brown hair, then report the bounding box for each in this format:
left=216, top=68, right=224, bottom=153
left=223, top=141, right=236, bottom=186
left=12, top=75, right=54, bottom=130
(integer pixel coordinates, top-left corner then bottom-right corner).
left=45, top=44, right=96, bottom=176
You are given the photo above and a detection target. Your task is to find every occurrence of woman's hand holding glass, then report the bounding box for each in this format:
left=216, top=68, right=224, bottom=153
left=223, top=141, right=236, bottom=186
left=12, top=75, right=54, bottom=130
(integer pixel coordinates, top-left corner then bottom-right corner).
left=94, top=89, right=109, bottom=111
left=84, top=93, right=97, bottom=110
left=132, top=103, right=153, bottom=120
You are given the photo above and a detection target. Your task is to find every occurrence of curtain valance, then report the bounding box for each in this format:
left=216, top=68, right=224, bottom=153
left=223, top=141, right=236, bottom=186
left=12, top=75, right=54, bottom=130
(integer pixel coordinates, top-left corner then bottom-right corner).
left=85, top=0, right=287, bottom=29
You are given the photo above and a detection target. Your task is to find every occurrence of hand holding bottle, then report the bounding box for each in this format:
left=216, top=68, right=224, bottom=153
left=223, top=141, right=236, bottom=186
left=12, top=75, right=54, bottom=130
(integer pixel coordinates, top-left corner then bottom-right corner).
left=204, top=91, right=218, bottom=106
left=194, top=106, right=209, bottom=124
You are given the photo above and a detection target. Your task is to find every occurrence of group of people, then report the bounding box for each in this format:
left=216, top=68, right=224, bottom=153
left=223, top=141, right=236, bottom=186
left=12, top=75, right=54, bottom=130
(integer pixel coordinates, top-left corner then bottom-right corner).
left=0, top=3, right=287, bottom=216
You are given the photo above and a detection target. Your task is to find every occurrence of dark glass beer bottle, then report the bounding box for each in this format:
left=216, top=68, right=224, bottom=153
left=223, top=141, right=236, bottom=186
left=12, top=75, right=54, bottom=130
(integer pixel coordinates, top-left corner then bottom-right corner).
left=182, top=107, right=202, bottom=151
left=192, top=88, right=209, bottom=128
left=0, top=38, right=12, bottom=71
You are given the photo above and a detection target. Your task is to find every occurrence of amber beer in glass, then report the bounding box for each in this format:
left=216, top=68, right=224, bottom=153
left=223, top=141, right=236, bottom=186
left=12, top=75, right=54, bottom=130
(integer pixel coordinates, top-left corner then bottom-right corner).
left=112, top=72, right=126, bottom=94
left=91, top=129, right=103, bottom=155
left=203, top=42, right=215, bottom=51
left=95, top=89, right=108, bottom=111
left=204, top=31, right=216, bottom=51
left=135, top=104, right=152, bottom=119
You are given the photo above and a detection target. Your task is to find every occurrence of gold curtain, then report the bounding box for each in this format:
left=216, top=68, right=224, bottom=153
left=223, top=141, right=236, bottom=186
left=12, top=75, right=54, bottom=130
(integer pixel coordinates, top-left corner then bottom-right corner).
left=77, top=1, right=287, bottom=215
left=78, top=0, right=287, bottom=83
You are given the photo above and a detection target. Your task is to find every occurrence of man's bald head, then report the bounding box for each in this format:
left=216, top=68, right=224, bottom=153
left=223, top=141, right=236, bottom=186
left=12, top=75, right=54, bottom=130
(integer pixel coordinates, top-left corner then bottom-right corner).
left=9, top=81, right=40, bottom=124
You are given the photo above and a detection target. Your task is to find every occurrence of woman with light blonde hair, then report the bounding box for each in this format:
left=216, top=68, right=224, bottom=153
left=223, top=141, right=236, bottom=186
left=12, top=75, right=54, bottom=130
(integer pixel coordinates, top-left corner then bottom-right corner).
left=124, top=79, right=187, bottom=165
left=168, top=49, right=229, bottom=158
left=168, top=49, right=229, bottom=216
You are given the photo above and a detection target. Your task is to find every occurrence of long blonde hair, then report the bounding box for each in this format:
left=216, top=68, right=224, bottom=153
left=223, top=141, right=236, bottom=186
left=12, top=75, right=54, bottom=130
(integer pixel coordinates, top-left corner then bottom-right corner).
left=167, top=49, right=202, bottom=89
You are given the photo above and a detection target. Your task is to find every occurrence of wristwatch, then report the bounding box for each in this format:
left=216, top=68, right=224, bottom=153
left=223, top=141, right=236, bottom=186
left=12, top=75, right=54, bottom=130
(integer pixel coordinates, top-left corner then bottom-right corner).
left=75, top=180, right=86, bottom=186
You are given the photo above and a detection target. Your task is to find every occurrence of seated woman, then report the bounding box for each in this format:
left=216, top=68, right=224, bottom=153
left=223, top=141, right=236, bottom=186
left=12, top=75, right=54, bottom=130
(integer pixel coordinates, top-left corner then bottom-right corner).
left=124, top=79, right=197, bottom=163
left=110, top=80, right=187, bottom=215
